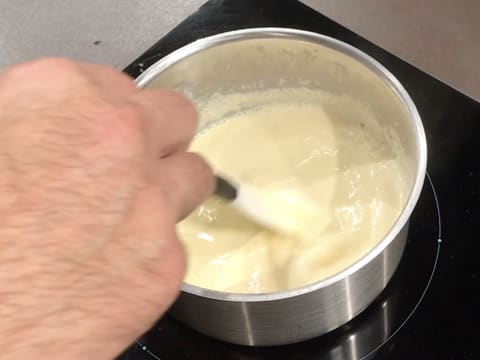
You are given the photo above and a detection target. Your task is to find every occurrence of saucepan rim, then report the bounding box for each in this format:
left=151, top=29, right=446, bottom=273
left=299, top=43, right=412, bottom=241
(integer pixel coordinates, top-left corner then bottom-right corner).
left=135, top=27, right=427, bottom=303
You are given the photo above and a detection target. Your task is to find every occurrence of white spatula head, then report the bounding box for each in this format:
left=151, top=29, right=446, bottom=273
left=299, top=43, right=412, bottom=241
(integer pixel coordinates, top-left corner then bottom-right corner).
left=214, top=175, right=330, bottom=234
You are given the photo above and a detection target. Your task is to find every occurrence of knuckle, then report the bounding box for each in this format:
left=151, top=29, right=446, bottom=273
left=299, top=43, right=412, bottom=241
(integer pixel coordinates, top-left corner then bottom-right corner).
left=99, top=102, right=147, bottom=150
left=151, top=89, right=197, bottom=127
left=115, top=102, right=146, bottom=132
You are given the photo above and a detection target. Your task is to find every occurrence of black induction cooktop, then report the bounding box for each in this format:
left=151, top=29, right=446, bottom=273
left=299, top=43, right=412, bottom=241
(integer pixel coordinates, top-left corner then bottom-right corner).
left=119, top=1, right=480, bottom=359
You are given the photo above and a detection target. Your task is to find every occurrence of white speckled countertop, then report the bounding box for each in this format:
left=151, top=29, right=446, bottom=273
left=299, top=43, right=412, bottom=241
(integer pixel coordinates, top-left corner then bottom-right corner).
left=1, top=0, right=479, bottom=100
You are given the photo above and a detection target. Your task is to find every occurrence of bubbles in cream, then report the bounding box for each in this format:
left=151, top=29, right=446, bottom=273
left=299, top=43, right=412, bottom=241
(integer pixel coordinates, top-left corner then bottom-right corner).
left=178, top=89, right=408, bottom=293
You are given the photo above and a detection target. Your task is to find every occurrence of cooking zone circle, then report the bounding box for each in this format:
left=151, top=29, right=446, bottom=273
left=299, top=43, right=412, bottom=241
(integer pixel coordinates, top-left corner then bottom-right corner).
left=128, top=172, right=441, bottom=359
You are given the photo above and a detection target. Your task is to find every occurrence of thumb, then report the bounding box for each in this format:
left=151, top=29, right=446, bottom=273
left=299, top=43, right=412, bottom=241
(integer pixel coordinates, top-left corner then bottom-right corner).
left=155, top=152, right=215, bottom=221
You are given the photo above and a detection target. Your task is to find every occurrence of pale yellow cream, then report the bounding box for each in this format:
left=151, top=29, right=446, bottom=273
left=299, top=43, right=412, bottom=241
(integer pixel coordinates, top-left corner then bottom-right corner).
left=178, top=90, right=407, bottom=293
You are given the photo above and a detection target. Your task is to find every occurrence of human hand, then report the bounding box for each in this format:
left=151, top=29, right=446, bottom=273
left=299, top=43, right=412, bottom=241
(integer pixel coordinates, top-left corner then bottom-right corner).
left=0, top=58, right=214, bottom=359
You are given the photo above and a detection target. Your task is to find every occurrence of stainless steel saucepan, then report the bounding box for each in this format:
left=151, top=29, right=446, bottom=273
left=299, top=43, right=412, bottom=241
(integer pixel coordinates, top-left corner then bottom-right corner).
left=135, top=28, right=427, bottom=346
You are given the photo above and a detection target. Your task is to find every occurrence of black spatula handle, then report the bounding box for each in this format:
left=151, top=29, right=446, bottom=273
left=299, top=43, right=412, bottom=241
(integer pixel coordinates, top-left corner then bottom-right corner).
left=214, top=175, right=238, bottom=201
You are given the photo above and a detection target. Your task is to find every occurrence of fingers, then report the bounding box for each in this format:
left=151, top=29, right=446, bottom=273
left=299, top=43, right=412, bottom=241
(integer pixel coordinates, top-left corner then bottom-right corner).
left=153, top=152, right=215, bottom=221
left=2, top=58, right=199, bottom=161
left=79, top=62, right=198, bottom=158
left=1, top=58, right=137, bottom=95
left=129, top=89, right=198, bottom=157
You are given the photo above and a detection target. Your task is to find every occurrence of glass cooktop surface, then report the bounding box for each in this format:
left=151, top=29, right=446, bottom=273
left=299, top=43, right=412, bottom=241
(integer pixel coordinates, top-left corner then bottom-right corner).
left=119, top=1, right=480, bottom=359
